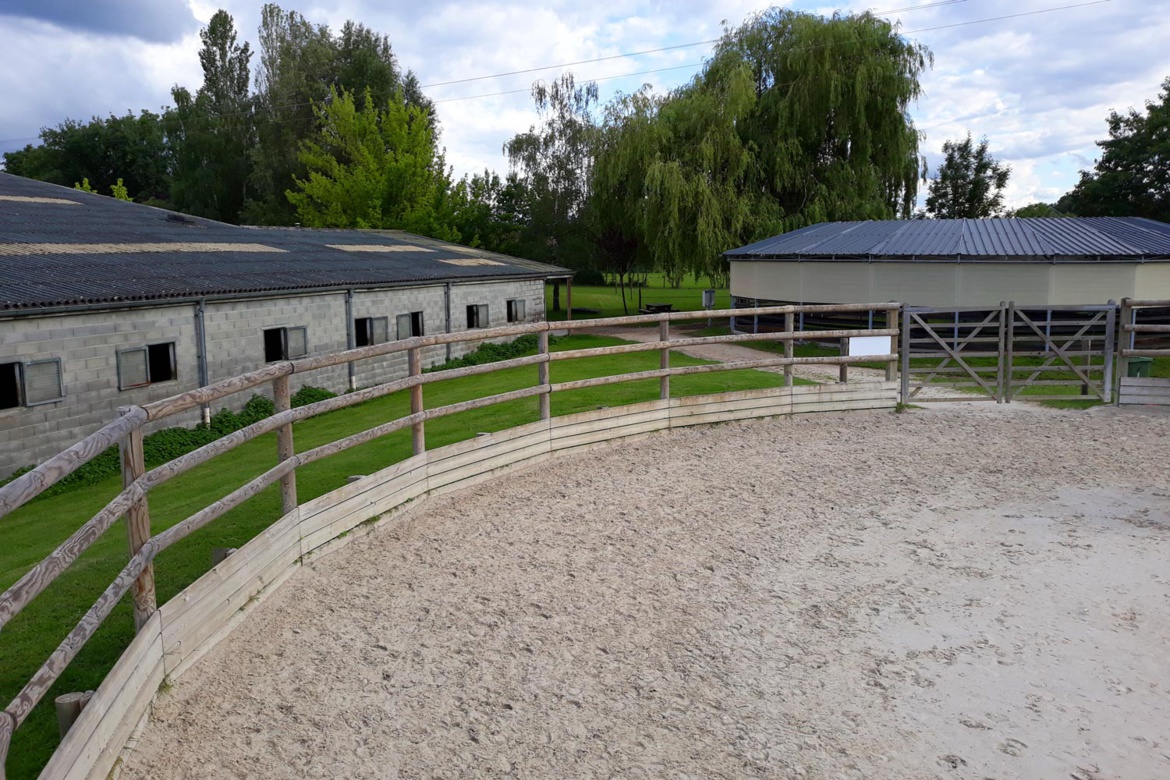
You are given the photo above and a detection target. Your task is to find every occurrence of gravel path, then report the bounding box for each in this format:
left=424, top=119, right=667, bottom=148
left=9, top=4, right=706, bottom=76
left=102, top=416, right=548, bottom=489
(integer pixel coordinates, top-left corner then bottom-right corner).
left=122, top=403, right=1170, bottom=780
left=584, top=325, right=963, bottom=399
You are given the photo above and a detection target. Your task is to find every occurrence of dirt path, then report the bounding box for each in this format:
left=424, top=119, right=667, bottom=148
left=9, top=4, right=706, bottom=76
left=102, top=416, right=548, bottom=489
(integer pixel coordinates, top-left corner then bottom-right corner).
left=123, top=403, right=1170, bottom=780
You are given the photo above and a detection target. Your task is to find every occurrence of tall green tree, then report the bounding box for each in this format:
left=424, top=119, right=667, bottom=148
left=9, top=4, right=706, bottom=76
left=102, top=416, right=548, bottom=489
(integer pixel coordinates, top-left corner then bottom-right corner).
left=504, top=73, right=600, bottom=269
left=1061, top=76, right=1170, bottom=222
left=586, top=8, right=931, bottom=286
left=2, top=111, right=170, bottom=202
left=924, top=134, right=1011, bottom=218
left=168, top=10, right=254, bottom=223
left=246, top=3, right=434, bottom=225
left=286, top=87, right=456, bottom=239
left=448, top=170, right=527, bottom=254
left=707, top=9, right=930, bottom=231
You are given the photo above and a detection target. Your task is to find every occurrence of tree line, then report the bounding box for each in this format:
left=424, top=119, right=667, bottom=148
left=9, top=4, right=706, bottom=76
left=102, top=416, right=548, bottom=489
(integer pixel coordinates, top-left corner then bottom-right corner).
left=4, top=4, right=1167, bottom=285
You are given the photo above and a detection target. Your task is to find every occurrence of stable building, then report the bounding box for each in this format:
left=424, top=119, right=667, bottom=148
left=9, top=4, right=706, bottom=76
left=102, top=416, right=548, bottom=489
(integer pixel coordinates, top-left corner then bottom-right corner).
left=0, top=173, right=567, bottom=478
left=726, top=217, right=1170, bottom=310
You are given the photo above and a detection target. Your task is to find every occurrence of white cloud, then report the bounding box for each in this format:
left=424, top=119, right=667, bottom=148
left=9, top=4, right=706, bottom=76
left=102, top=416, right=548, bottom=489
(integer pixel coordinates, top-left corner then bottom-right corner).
left=0, top=0, right=1165, bottom=211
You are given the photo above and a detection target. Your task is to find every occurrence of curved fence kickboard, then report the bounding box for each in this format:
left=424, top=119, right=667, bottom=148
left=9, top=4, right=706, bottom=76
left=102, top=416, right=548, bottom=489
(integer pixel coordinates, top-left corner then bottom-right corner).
left=39, top=381, right=897, bottom=780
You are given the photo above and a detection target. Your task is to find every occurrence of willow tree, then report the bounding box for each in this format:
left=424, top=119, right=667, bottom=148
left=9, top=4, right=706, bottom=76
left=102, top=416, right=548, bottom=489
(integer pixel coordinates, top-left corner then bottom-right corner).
left=589, top=9, right=930, bottom=285
left=708, top=8, right=932, bottom=231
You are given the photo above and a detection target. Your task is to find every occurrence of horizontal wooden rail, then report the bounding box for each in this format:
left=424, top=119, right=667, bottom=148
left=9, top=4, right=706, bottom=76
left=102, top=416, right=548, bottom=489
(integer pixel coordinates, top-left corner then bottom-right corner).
left=0, top=407, right=148, bottom=517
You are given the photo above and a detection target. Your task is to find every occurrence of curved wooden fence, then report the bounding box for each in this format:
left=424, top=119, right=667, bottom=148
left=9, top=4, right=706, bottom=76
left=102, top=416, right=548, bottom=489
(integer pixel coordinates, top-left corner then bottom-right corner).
left=0, top=304, right=899, bottom=780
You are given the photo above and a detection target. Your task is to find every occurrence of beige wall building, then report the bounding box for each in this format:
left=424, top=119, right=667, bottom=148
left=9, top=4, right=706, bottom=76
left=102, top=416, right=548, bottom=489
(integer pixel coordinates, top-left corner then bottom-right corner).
left=727, top=218, right=1170, bottom=308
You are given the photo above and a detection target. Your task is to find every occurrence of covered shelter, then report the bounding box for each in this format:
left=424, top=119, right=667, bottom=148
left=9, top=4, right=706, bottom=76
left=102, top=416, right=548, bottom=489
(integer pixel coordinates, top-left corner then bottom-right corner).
left=726, top=217, right=1170, bottom=310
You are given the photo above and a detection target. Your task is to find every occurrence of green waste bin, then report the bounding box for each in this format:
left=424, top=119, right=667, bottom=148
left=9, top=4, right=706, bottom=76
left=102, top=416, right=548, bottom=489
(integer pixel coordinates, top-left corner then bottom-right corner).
left=1127, top=356, right=1153, bottom=378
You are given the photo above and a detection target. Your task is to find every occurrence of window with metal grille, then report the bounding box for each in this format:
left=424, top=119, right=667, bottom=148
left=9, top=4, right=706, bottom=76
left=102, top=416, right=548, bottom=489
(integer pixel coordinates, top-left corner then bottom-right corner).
left=506, top=299, right=526, bottom=323
left=354, top=317, right=390, bottom=347
left=118, top=343, right=176, bottom=390
left=396, top=311, right=424, bottom=339
left=466, top=304, right=489, bottom=329
left=23, top=359, right=65, bottom=404
left=263, top=327, right=309, bottom=361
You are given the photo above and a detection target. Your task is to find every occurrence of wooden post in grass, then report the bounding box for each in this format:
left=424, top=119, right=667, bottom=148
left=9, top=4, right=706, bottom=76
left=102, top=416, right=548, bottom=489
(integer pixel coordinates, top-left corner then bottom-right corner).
left=784, top=311, right=795, bottom=387
left=54, top=691, right=93, bottom=739
left=538, top=331, right=551, bottom=420
left=273, top=374, right=297, bottom=515
left=839, top=338, right=849, bottom=383
left=117, top=408, right=156, bottom=632
left=659, top=319, right=670, bottom=400
left=409, top=347, right=425, bottom=454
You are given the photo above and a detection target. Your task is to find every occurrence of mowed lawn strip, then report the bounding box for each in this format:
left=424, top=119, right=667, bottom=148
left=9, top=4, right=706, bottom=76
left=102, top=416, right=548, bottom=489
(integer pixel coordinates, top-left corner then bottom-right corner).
left=0, top=335, right=784, bottom=780
left=545, top=275, right=732, bottom=321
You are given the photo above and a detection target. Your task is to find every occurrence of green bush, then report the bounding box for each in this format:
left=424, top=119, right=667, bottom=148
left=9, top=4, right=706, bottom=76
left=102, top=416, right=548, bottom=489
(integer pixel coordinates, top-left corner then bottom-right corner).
left=0, top=387, right=336, bottom=500
left=291, top=385, right=337, bottom=407
left=573, top=268, right=606, bottom=286
left=427, top=334, right=555, bottom=373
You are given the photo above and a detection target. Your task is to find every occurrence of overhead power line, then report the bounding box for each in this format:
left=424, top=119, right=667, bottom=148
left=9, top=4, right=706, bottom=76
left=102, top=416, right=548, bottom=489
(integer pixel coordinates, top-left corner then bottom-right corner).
left=435, top=0, right=1111, bottom=104
left=0, top=0, right=1111, bottom=140
left=420, top=0, right=972, bottom=90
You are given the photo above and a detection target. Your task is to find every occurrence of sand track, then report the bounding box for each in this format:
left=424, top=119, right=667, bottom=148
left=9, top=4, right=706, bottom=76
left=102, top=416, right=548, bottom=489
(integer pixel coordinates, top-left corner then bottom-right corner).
left=122, top=403, right=1170, bottom=779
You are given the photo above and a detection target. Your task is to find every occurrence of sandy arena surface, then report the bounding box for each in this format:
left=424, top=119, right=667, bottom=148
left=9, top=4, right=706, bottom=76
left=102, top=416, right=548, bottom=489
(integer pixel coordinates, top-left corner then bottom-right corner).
left=122, top=402, right=1170, bottom=780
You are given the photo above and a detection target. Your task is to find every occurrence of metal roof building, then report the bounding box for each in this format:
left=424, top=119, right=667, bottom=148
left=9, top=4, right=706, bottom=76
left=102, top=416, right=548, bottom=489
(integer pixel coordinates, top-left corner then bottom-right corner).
left=0, top=172, right=565, bottom=314
left=0, top=174, right=565, bottom=478
left=725, top=217, right=1170, bottom=307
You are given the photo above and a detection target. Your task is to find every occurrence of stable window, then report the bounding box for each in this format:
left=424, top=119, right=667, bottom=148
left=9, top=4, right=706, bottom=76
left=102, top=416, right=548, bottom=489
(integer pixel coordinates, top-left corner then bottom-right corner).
left=466, top=304, right=489, bottom=329
left=1, top=359, right=65, bottom=408
left=396, top=311, right=424, bottom=339
left=118, top=343, right=176, bottom=390
left=23, top=359, right=65, bottom=404
left=263, top=326, right=309, bottom=361
left=506, top=299, right=526, bottom=323
left=354, top=317, right=390, bottom=347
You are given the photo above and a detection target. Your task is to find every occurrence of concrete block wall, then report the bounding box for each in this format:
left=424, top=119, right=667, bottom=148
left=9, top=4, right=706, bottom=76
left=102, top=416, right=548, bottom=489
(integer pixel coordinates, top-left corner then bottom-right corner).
left=349, top=286, right=447, bottom=389
left=203, top=294, right=350, bottom=398
left=0, top=305, right=202, bottom=476
left=0, top=277, right=549, bottom=479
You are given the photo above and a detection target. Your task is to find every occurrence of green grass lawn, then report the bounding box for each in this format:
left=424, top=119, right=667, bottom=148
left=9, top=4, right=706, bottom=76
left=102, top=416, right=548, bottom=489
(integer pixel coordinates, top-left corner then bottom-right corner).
left=546, top=273, right=730, bottom=321
left=0, top=334, right=787, bottom=780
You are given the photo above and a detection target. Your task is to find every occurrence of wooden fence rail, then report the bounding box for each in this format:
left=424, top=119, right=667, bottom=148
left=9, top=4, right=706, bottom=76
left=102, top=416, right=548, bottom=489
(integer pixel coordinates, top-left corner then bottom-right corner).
left=0, top=303, right=900, bottom=779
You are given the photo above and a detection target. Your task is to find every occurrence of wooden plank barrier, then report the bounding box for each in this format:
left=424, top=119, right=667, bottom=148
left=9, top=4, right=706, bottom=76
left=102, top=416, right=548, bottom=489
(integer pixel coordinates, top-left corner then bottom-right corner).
left=1119, top=377, right=1170, bottom=406
left=0, top=304, right=902, bottom=780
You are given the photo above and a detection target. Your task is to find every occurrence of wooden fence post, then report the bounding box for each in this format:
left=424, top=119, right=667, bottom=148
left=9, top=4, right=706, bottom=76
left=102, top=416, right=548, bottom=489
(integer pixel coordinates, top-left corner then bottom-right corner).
left=886, top=306, right=899, bottom=382
left=54, top=691, right=93, bottom=739
left=273, top=374, right=297, bottom=515
left=900, top=308, right=911, bottom=403
left=1117, top=298, right=1132, bottom=400
left=1103, top=300, right=1117, bottom=404
left=784, top=311, right=795, bottom=387
left=117, top=408, right=156, bottom=632
left=409, top=347, right=426, bottom=454
left=1004, top=301, right=1016, bottom=403
left=839, top=338, right=849, bottom=383
left=996, top=301, right=1007, bottom=403
left=538, top=331, right=551, bottom=420
left=659, top=319, right=670, bottom=400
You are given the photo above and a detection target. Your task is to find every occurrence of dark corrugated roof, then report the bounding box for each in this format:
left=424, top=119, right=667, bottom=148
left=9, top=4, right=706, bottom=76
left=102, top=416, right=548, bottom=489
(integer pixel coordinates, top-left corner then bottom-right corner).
left=0, top=173, right=568, bottom=312
left=725, top=217, right=1170, bottom=261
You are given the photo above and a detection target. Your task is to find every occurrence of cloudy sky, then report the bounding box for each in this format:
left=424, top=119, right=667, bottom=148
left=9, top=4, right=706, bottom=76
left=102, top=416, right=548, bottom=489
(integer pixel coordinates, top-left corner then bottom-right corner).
left=0, top=0, right=1164, bottom=209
